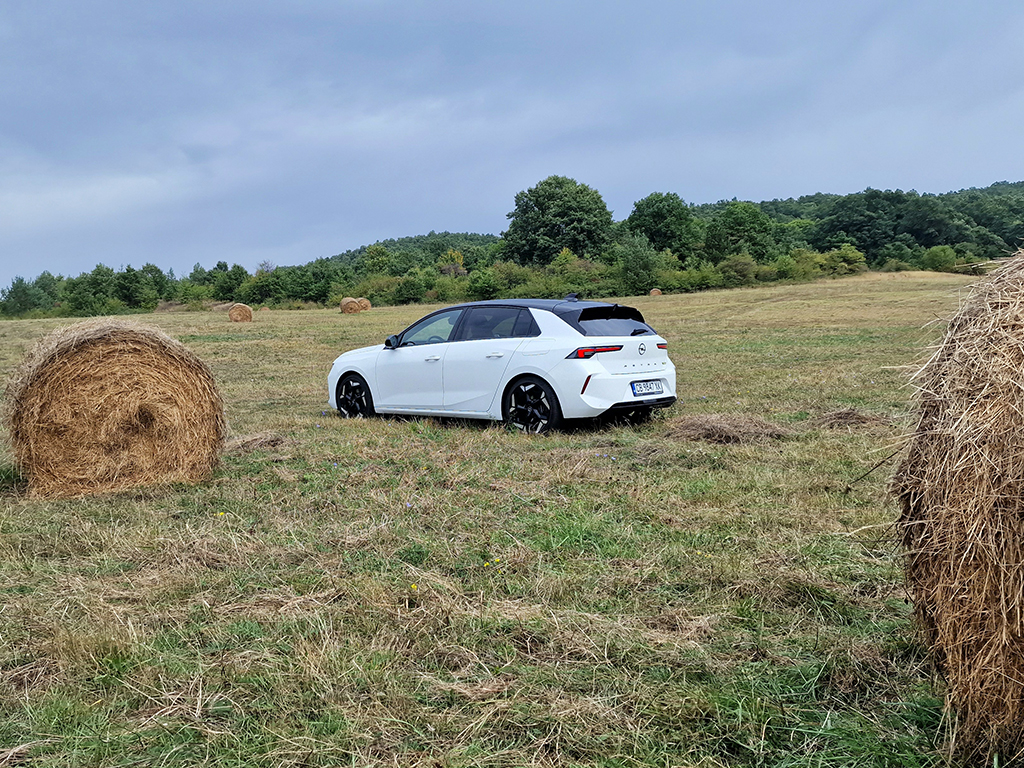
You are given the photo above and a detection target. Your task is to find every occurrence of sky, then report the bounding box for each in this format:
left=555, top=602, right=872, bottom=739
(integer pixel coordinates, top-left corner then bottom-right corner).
left=2, top=0, right=1024, bottom=287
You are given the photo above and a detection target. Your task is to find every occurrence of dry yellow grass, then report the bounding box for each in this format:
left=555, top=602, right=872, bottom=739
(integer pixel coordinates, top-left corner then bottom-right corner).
left=0, top=271, right=978, bottom=766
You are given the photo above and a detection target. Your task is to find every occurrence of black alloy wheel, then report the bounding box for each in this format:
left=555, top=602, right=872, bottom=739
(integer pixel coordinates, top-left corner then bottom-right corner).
left=336, top=374, right=375, bottom=418
left=503, top=377, right=562, bottom=434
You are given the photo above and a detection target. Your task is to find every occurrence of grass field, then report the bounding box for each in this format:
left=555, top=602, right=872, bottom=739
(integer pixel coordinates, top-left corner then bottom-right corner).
left=0, top=272, right=976, bottom=767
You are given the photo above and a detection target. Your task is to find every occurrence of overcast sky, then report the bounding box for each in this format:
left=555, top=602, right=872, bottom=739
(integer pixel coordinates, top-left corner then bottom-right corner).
left=2, top=0, right=1023, bottom=287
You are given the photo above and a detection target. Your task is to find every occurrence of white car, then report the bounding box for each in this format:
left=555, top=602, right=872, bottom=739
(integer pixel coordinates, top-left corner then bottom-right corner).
left=327, top=297, right=676, bottom=432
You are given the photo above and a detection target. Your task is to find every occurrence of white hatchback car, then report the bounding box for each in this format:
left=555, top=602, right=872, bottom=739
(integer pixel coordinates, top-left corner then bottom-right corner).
left=327, top=297, right=676, bottom=432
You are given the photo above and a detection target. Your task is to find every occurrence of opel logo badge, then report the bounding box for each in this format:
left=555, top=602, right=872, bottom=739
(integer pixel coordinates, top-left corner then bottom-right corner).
left=638, top=343, right=646, bottom=355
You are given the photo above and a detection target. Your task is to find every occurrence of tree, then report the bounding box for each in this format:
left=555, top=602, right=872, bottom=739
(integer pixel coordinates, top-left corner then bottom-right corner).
left=625, top=192, right=702, bottom=259
left=0, top=277, right=49, bottom=316
left=704, top=202, right=777, bottom=263
left=502, top=176, right=613, bottom=266
left=610, top=231, right=658, bottom=296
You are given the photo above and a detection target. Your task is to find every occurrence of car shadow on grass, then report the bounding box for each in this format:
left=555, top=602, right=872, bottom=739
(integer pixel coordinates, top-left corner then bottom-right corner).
left=353, top=410, right=662, bottom=435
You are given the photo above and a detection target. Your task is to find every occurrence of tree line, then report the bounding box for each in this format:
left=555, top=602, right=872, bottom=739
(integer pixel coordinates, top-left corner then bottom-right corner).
left=3, top=177, right=1022, bottom=318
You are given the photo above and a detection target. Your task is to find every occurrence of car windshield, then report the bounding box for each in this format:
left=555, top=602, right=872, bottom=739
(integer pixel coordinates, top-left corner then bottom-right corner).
left=575, top=306, right=654, bottom=337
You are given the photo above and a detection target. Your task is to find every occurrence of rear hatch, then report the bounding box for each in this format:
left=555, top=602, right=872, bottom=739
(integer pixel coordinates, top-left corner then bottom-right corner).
left=572, top=304, right=670, bottom=376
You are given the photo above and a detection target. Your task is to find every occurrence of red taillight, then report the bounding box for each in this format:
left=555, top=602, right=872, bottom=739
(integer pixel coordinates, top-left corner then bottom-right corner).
left=657, top=343, right=667, bottom=350
left=566, top=345, right=623, bottom=359
left=581, top=374, right=592, bottom=394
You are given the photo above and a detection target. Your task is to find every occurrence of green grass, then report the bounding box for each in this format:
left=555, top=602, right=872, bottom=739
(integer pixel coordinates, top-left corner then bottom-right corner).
left=0, top=272, right=973, bottom=766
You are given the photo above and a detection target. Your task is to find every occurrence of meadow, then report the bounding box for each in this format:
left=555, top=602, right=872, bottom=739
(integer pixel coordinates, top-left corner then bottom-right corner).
left=0, top=271, right=976, bottom=767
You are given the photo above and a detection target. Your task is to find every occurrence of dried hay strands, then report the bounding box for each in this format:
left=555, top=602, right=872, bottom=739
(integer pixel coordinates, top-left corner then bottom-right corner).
left=228, top=303, right=253, bottom=322
left=666, top=414, right=792, bottom=444
left=5, top=320, right=226, bottom=498
left=357, top=297, right=372, bottom=311
left=340, top=297, right=361, bottom=314
left=891, top=251, right=1024, bottom=760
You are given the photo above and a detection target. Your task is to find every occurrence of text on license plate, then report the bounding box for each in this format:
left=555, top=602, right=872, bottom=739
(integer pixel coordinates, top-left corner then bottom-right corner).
left=631, top=380, right=664, bottom=397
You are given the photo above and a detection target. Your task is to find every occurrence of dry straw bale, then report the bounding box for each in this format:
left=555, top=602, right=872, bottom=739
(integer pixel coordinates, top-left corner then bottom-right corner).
left=258, top=306, right=270, bottom=312
left=649, top=288, right=663, bottom=296
left=5, top=320, right=226, bottom=498
left=891, top=252, right=1024, bottom=760
left=666, top=414, right=792, bottom=444
left=357, top=297, right=372, bottom=311
left=228, top=303, right=253, bottom=322
left=340, top=297, right=361, bottom=314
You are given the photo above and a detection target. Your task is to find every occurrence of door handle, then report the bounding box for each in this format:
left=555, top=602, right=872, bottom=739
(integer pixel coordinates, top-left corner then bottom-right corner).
left=485, top=352, right=504, bottom=358
left=424, top=355, right=441, bottom=362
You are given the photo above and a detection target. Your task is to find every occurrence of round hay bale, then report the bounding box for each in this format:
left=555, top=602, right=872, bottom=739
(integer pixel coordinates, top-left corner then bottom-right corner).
left=228, top=303, right=253, bottom=322
left=891, top=251, right=1024, bottom=760
left=5, top=320, right=226, bottom=499
left=649, top=288, right=662, bottom=296
left=357, top=297, right=372, bottom=312
left=341, top=297, right=361, bottom=314
left=258, top=306, right=270, bottom=312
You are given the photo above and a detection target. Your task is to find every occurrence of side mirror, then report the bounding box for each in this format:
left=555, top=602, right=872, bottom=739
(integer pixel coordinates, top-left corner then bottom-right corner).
left=384, top=334, right=399, bottom=349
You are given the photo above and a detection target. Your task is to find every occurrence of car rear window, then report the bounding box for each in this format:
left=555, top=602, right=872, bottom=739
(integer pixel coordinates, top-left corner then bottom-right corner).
left=575, top=306, right=655, bottom=337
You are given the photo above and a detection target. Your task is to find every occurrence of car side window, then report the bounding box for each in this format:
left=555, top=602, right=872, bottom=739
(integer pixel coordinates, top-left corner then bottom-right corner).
left=401, top=309, right=463, bottom=346
left=457, top=307, right=524, bottom=341
left=512, top=309, right=541, bottom=337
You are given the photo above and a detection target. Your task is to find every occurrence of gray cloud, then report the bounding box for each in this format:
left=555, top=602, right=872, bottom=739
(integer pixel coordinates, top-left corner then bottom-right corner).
left=2, top=0, right=1024, bottom=286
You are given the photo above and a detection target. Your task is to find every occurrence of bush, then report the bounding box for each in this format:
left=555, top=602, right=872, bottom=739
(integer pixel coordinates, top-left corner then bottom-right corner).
left=718, top=254, right=758, bottom=287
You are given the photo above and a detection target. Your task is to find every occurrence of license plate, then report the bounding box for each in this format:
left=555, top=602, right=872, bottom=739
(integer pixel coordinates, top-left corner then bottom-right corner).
left=631, top=380, right=663, bottom=397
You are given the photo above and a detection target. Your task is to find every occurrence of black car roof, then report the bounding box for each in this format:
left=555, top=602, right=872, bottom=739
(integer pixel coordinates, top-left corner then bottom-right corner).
left=453, top=298, right=631, bottom=319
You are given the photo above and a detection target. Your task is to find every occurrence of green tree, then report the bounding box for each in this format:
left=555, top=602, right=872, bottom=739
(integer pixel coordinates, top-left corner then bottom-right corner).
left=357, top=244, right=395, bottom=276
left=625, top=192, right=703, bottom=259
left=212, top=264, right=249, bottom=301
left=502, top=176, right=613, bottom=266
left=705, top=202, right=777, bottom=263
left=0, top=277, right=50, bottom=316
left=611, top=231, right=658, bottom=296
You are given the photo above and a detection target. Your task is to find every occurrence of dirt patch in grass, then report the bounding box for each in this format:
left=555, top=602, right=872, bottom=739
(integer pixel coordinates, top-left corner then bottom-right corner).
left=223, top=432, right=289, bottom=454
left=666, top=414, right=794, bottom=444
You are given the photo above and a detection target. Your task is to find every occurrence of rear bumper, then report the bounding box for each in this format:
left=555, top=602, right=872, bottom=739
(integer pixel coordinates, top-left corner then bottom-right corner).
left=604, top=395, right=677, bottom=413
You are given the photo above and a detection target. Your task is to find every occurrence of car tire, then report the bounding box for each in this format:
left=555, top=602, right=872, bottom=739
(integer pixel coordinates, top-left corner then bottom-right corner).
left=335, top=373, right=376, bottom=419
left=503, top=376, right=563, bottom=434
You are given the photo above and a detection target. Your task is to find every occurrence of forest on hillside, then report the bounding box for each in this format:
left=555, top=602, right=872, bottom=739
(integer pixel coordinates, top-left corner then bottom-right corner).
left=2, top=178, right=1021, bottom=318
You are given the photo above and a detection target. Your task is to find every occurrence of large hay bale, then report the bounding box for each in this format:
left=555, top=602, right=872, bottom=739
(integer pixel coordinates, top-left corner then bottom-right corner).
left=649, top=288, right=662, bottom=296
left=341, top=297, right=361, bottom=314
left=357, top=297, right=372, bottom=312
left=5, top=320, right=226, bottom=498
left=228, top=303, right=253, bottom=322
left=891, top=252, right=1024, bottom=760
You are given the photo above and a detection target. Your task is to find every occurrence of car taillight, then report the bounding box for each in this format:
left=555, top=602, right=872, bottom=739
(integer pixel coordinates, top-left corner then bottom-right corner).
left=657, top=343, right=667, bottom=350
left=566, top=345, right=623, bottom=359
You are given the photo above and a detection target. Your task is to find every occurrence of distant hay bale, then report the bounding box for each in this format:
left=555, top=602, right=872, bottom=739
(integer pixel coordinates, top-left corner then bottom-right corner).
left=649, top=288, right=662, bottom=296
left=891, top=252, right=1024, bottom=760
left=666, top=414, right=792, bottom=444
left=357, top=297, right=372, bottom=311
left=258, top=306, right=270, bottom=312
left=341, top=297, right=361, bottom=314
left=5, top=320, right=226, bottom=498
left=228, top=303, right=253, bottom=322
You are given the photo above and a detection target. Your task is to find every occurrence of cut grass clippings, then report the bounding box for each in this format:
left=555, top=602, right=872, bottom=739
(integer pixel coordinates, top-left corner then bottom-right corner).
left=0, top=272, right=974, bottom=766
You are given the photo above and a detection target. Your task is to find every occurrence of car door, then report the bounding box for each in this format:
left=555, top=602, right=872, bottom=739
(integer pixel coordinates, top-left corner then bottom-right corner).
left=442, top=307, right=532, bottom=413
left=373, top=308, right=463, bottom=410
